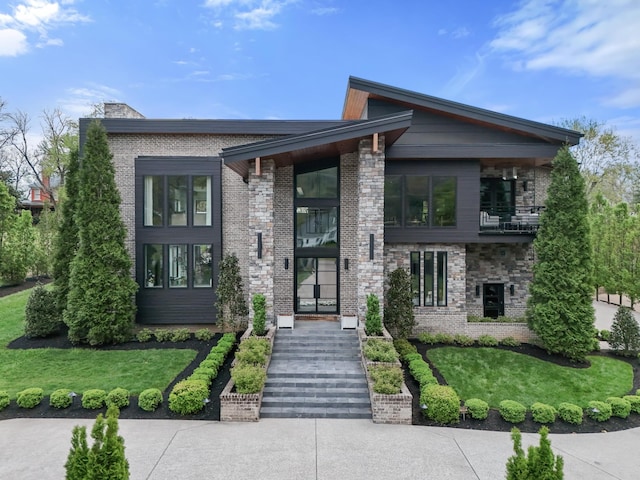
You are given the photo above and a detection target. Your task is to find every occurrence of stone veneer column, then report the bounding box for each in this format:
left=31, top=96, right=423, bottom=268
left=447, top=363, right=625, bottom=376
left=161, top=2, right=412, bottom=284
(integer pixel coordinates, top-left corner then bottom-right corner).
left=357, top=136, right=386, bottom=320
left=248, top=159, right=275, bottom=324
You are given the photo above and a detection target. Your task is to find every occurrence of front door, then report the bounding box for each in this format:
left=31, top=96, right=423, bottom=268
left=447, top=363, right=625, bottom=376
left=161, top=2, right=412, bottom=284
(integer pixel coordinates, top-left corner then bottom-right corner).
left=483, top=283, right=505, bottom=318
left=296, top=257, right=338, bottom=313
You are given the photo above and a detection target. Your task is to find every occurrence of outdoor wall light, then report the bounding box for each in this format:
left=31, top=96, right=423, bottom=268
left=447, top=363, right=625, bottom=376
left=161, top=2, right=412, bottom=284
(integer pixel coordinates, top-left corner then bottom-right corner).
left=522, top=180, right=528, bottom=191
left=344, top=258, right=349, bottom=270
left=257, top=232, right=262, bottom=259
left=510, top=284, right=515, bottom=296
left=512, top=167, right=518, bottom=179
left=284, top=258, right=289, bottom=270
left=475, top=285, right=480, bottom=297
left=369, top=234, right=374, bottom=260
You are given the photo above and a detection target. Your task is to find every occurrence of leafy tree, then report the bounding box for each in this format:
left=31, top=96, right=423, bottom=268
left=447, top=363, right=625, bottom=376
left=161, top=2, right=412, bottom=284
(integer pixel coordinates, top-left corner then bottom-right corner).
left=609, top=306, right=640, bottom=357
left=384, top=268, right=416, bottom=339
left=52, top=147, right=80, bottom=317
left=527, top=147, right=595, bottom=361
left=506, top=427, right=564, bottom=479
left=215, top=253, right=248, bottom=331
left=64, top=425, right=89, bottom=480
left=365, top=293, right=383, bottom=336
left=64, top=121, right=137, bottom=345
left=0, top=210, right=37, bottom=285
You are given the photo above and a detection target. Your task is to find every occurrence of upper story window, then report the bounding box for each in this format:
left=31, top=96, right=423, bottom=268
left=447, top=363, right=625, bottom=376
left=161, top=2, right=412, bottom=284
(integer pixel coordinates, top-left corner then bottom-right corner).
left=384, top=175, right=457, bottom=228
left=296, top=166, right=338, bottom=199
left=33, top=188, right=42, bottom=201
left=144, top=175, right=212, bottom=227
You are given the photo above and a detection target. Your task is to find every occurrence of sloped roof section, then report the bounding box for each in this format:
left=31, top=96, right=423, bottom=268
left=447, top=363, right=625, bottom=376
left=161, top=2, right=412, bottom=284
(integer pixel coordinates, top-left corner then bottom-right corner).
left=221, top=110, right=414, bottom=177
left=343, top=76, right=582, bottom=145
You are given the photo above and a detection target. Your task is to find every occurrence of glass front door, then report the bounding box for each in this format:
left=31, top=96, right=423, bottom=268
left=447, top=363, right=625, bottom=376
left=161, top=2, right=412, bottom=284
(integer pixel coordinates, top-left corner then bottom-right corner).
left=296, top=257, right=338, bottom=313
left=483, top=283, right=505, bottom=318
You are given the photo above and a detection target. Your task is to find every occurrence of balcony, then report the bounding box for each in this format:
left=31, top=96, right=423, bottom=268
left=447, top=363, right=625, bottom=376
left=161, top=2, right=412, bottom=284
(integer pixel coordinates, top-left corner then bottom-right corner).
left=479, top=206, right=544, bottom=235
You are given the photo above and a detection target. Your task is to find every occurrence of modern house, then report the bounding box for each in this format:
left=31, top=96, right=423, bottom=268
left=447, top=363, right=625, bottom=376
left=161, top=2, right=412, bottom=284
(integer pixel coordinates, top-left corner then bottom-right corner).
left=79, top=76, right=581, bottom=337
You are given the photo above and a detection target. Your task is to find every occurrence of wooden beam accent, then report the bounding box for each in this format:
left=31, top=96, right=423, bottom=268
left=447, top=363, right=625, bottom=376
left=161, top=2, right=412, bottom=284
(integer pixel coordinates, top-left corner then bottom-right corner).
left=255, top=157, right=261, bottom=176
left=372, top=133, right=379, bottom=153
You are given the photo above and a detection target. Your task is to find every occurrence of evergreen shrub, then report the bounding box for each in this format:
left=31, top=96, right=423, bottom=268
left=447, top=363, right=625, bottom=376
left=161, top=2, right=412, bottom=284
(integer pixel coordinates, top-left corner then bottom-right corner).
left=531, top=402, right=557, bottom=424
left=171, top=328, right=191, bottom=342
left=234, top=337, right=271, bottom=366
left=420, top=385, right=460, bottom=424
left=85, top=405, right=129, bottom=479
left=194, top=328, right=213, bottom=341
left=477, top=334, right=498, bottom=347
left=453, top=334, right=474, bottom=346
left=607, top=397, right=631, bottom=418
left=609, top=306, right=640, bottom=357
left=138, top=388, right=163, bottom=412
left=408, top=358, right=438, bottom=388
left=231, top=364, right=266, bottom=394
left=106, top=388, right=130, bottom=409
left=500, top=337, right=521, bottom=347
left=65, top=425, right=89, bottom=480
left=499, top=400, right=527, bottom=423
left=252, top=293, right=267, bottom=336
left=506, top=427, right=563, bottom=479
left=369, top=364, right=403, bottom=394
left=384, top=268, right=416, bottom=339
left=622, top=395, right=640, bottom=414
left=393, top=338, right=417, bottom=359
left=153, top=328, right=172, bottom=342
left=586, top=400, right=612, bottom=421
left=135, top=328, right=153, bottom=342
left=82, top=389, right=107, bottom=409
left=434, top=333, right=454, bottom=344
left=363, top=338, right=399, bottom=363
left=169, top=380, right=209, bottom=414
left=557, top=402, right=583, bottom=425
left=465, top=398, right=489, bottom=420
left=417, top=332, right=438, bottom=344
left=16, top=387, right=44, bottom=409
left=364, top=293, right=382, bottom=336
left=0, top=390, right=10, bottom=410
left=50, top=388, right=73, bottom=409
left=24, top=283, right=61, bottom=338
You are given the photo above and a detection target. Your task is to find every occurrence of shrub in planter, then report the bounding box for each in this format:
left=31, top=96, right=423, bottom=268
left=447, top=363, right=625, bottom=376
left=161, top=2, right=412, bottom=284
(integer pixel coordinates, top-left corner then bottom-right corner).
left=82, top=389, right=107, bottom=409
left=138, top=388, right=163, bottom=412
left=531, top=402, right=557, bottom=424
left=586, top=400, right=612, bottom=422
left=169, top=380, right=209, bottom=414
left=153, top=328, right=172, bottom=342
left=434, top=333, right=454, bottom=345
left=420, top=385, right=460, bottom=424
left=235, top=337, right=271, bottom=366
left=369, top=364, right=403, bottom=394
left=364, top=293, right=382, bottom=336
left=106, top=388, right=130, bottom=409
left=171, top=328, right=191, bottom=342
left=499, top=337, right=521, bottom=347
left=465, top=398, right=489, bottom=420
left=499, top=400, right=527, bottom=423
left=393, top=339, right=417, bottom=360
left=477, top=334, right=499, bottom=347
left=453, top=334, right=474, bottom=346
left=231, top=364, right=266, bottom=394
left=136, top=328, right=153, bottom=342
left=623, top=395, right=640, bottom=414
left=252, top=293, right=267, bottom=336
left=557, top=402, right=583, bottom=425
left=0, top=390, right=9, bottom=410
left=194, top=328, right=213, bottom=341
left=17, top=387, right=44, bottom=409
left=24, top=283, right=61, bottom=338
left=363, top=338, right=399, bottom=363
left=418, top=333, right=438, bottom=345
left=50, top=388, right=74, bottom=409
left=607, top=397, right=631, bottom=418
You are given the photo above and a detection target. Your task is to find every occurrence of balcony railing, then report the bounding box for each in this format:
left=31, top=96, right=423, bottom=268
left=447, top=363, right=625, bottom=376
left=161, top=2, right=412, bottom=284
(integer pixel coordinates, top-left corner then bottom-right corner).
left=479, top=206, right=544, bottom=234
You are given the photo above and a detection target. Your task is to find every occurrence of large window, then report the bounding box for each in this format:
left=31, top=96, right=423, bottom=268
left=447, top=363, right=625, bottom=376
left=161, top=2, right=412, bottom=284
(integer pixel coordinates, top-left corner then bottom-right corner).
left=480, top=178, right=514, bottom=221
left=144, top=244, right=164, bottom=288
left=143, top=175, right=212, bottom=227
left=384, top=175, right=456, bottom=228
left=169, top=244, right=188, bottom=288
left=193, top=176, right=211, bottom=226
left=144, top=176, right=164, bottom=226
left=408, top=251, right=447, bottom=307
left=296, top=166, right=338, bottom=198
left=168, top=176, right=187, bottom=226
left=410, top=252, right=420, bottom=306
left=296, top=207, right=338, bottom=248
left=437, top=251, right=447, bottom=306
left=193, top=244, right=213, bottom=288
left=424, top=252, right=434, bottom=306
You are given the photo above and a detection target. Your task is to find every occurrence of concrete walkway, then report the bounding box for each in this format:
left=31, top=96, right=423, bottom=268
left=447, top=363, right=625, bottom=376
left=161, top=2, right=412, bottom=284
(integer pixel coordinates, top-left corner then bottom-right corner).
left=1, top=417, right=639, bottom=479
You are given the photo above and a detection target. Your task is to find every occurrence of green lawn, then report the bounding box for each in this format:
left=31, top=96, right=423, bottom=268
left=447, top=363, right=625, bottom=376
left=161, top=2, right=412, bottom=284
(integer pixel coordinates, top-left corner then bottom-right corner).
left=427, top=347, right=634, bottom=408
left=0, top=288, right=197, bottom=398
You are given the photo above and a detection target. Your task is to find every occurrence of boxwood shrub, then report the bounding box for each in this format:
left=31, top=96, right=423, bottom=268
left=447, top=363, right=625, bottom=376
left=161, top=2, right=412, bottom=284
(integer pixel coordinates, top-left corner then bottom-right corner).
left=558, top=402, right=583, bottom=425
left=169, top=380, right=209, bottom=414
left=234, top=337, right=271, bottom=366
left=499, top=336, right=521, bottom=347
left=195, top=328, right=213, bottom=341
left=363, top=338, right=399, bottom=363
left=392, top=339, right=417, bottom=359
left=623, top=395, right=640, bottom=414
left=408, top=357, right=438, bottom=388
left=420, top=385, right=460, bottom=424
left=17, top=387, right=44, bottom=409
left=417, top=333, right=438, bottom=345
left=171, top=328, right=191, bottom=342
left=106, top=387, right=130, bottom=409
left=82, top=389, right=107, bottom=409
left=464, top=398, right=489, bottom=420
left=50, top=388, right=73, bottom=409
left=531, top=402, right=557, bottom=424
left=368, top=364, right=403, bottom=394
left=477, top=334, right=499, bottom=347
left=231, top=364, right=267, bottom=394
left=453, top=334, right=474, bottom=346
left=136, top=328, right=153, bottom=342
left=0, top=390, right=9, bottom=410
left=586, top=400, right=612, bottom=422
left=434, top=333, right=455, bottom=345
left=138, top=388, right=163, bottom=412
left=153, top=328, right=173, bottom=342
left=607, top=397, right=631, bottom=418
left=499, top=400, right=526, bottom=423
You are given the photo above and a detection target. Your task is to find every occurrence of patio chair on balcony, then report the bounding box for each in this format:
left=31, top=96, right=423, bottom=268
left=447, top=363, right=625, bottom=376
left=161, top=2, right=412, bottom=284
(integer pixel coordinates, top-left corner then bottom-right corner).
left=480, top=211, right=500, bottom=228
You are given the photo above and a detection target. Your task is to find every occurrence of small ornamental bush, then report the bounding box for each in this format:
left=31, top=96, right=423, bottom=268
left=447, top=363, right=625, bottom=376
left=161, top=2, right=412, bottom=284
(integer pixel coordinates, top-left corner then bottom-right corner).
left=609, top=306, right=640, bottom=357
left=434, top=333, right=455, bottom=345
left=499, top=336, right=521, bottom=347
left=171, top=328, right=191, bottom=342
left=194, top=328, right=213, bottom=341
left=465, top=398, right=489, bottom=420
left=106, top=388, right=130, bottom=409
left=50, top=388, right=73, bottom=409
left=417, top=332, right=438, bottom=345
left=531, top=402, right=557, bottom=424
left=607, top=397, right=631, bottom=418
left=403, top=352, right=422, bottom=363
left=477, top=334, right=499, bottom=347
left=558, top=402, right=583, bottom=425
left=599, top=329, right=611, bottom=342
left=409, top=357, right=438, bottom=388
left=153, top=328, right=173, bottom=342
left=65, top=425, right=89, bottom=479
left=24, top=283, right=61, bottom=338
left=16, top=387, right=44, bottom=409
left=252, top=293, right=267, bottom=336
left=453, top=334, right=474, bottom=346
left=363, top=338, right=399, bottom=363
left=0, top=390, right=10, bottom=410
left=138, top=388, right=163, bottom=412
left=135, top=328, right=153, bottom=342
left=207, top=351, right=226, bottom=369
left=586, top=400, right=612, bottom=422
left=82, top=389, right=107, bottom=409
left=393, top=339, right=417, bottom=360
left=235, top=337, right=271, bottom=366
left=189, top=367, right=216, bottom=386
left=623, top=395, right=640, bottom=414
left=506, top=427, right=564, bottom=479
left=420, top=385, right=460, bottom=424
left=231, top=364, right=267, bottom=394
left=169, top=380, right=209, bottom=414
left=499, top=400, right=527, bottom=423
left=369, top=364, right=403, bottom=394
left=364, top=293, right=383, bottom=336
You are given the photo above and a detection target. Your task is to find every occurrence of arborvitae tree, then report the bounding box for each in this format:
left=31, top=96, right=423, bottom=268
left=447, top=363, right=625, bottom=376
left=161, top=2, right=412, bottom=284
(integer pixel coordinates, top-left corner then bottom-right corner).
left=252, top=293, right=266, bottom=336
left=64, top=425, right=89, bottom=480
left=24, top=282, right=60, bottom=337
left=609, top=306, right=640, bottom=357
left=384, top=268, right=416, bottom=339
left=64, top=121, right=137, bottom=345
left=527, top=147, right=595, bottom=361
left=0, top=180, right=17, bottom=267
left=85, top=406, right=129, bottom=479
left=506, top=427, right=563, bottom=479
left=365, top=293, right=382, bottom=336
left=52, top=147, right=80, bottom=318
left=0, top=210, right=37, bottom=285
left=215, top=253, right=248, bottom=331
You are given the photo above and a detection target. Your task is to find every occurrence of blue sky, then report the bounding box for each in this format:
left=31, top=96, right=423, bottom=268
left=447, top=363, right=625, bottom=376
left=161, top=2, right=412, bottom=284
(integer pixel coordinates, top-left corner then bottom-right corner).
left=1, top=0, right=640, bottom=144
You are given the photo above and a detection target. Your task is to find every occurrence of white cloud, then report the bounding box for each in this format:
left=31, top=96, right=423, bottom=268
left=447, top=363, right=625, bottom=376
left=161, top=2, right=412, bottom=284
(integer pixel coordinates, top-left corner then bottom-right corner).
left=452, top=27, right=470, bottom=39
left=60, top=84, right=122, bottom=117
left=0, top=28, right=29, bottom=56
left=311, top=7, right=338, bottom=16
left=37, top=36, right=63, bottom=47
left=491, top=0, right=640, bottom=107
left=202, top=0, right=295, bottom=30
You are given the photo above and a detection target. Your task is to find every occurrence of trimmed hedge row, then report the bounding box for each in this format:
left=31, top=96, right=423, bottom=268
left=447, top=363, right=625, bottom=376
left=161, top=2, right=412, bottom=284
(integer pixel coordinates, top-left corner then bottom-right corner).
left=229, top=336, right=271, bottom=394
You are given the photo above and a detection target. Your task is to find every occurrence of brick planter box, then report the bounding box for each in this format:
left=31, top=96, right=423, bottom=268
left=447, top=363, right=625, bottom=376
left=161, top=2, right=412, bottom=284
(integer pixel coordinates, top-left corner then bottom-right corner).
left=219, top=325, right=275, bottom=422
left=363, top=360, right=412, bottom=425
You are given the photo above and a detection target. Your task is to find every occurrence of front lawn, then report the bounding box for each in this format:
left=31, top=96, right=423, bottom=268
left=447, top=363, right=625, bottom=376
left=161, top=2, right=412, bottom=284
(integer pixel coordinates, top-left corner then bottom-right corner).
left=427, top=347, right=633, bottom=408
left=0, top=288, right=197, bottom=398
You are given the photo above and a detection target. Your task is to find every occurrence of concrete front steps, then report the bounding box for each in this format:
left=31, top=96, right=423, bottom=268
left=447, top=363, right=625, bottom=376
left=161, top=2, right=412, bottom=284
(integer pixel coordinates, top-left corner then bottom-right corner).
left=260, top=320, right=372, bottom=419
